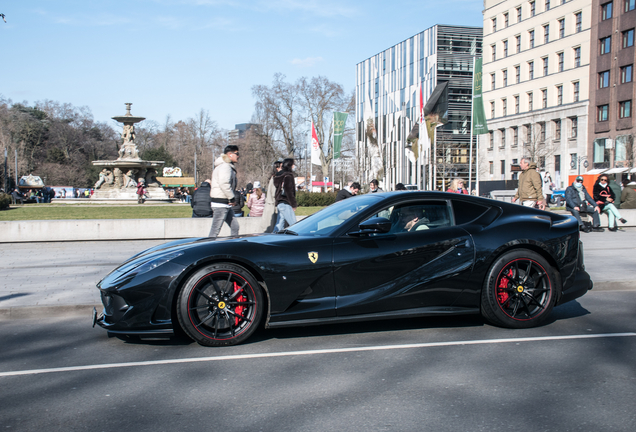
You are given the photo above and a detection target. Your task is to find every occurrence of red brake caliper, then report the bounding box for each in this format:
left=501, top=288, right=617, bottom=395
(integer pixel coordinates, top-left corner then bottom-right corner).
left=234, top=281, right=246, bottom=326
left=497, top=268, right=513, bottom=304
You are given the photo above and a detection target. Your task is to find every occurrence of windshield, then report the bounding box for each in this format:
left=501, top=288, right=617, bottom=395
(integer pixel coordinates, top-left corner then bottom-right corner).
left=286, top=194, right=383, bottom=236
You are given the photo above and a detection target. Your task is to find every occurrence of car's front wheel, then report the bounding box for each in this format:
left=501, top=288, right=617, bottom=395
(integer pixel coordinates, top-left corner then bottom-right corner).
left=177, top=263, right=263, bottom=346
left=481, top=249, right=557, bottom=328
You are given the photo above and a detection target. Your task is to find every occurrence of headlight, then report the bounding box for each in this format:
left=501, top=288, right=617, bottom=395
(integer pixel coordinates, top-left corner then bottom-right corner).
left=115, top=250, right=185, bottom=279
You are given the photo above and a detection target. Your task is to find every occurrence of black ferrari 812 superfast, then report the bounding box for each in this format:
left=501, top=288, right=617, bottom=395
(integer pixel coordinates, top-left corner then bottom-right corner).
left=94, top=191, right=591, bottom=346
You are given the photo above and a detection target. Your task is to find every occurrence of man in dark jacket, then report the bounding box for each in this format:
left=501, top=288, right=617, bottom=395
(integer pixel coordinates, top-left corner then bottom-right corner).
left=273, top=158, right=298, bottom=232
left=335, top=182, right=361, bottom=202
left=191, top=180, right=213, bottom=218
left=565, top=176, right=603, bottom=232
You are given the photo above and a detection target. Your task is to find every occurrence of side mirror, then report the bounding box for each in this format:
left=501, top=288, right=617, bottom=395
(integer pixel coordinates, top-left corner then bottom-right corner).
left=349, top=217, right=392, bottom=236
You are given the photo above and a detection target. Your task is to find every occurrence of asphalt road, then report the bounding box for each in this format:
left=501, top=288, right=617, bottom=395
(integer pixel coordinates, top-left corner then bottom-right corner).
left=1, top=289, right=635, bottom=432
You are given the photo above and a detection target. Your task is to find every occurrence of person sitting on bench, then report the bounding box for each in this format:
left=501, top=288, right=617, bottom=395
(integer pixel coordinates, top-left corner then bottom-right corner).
left=565, top=176, right=603, bottom=232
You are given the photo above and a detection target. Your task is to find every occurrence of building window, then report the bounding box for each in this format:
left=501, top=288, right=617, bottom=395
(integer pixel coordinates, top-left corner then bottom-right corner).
left=491, top=101, right=495, bottom=118
left=600, top=37, right=611, bottom=54
left=513, top=127, right=519, bottom=146
left=620, top=100, right=632, bottom=118
left=516, top=65, right=521, bottom=83
left=558, top=52, right=564, bottom=71
left=623, top=29, right=634, bottom=48
left=503, top=69, right=508, bottom=86
left=503, top=40, right=508, bottom=57
left=517, top=6, right=522, bottom=22
left=555, top=154, right=561, bottom=174
left=575, top=12, right=582, bottom=32
left=557, top=85, right=563, bottom=105
left=504, top=12, right=509, bottom=27
left=531, top=1, right=536, bottom=16
left=542, top=89, right=548, bottom=108
left=543, top=57, right=549, bottom=75
left=525, top=124, right=532, bottom=143
left=626, top=0, right=636, bottom=12
left=539, top=122, right=546, bottom=141
left=516, top=35, right=521, bottom=53
left=570, top=116, right=578, bottom=138
left=490, top=161, right=494, bottom=174
left=528, top=92, right=534, bottom=110
left=573, top=81, right=580, bottom=101
left=492, top=17, right=497, bottom=32
left=492, top=44, right=497, bottom=61
left=515, top=95, right=520, bottom=113
left=529, top=61, right=534, bottom=79
left=503, top=98, right=507, bottom=115
left=621, top=64, right=633, bottom=83
left=599, top=70, right=610, bottom=88
left=530, top=30, right=535, bottom=48
left=544, top=24, right=550, bottom=44
left=554, top=119, right=561, bottom=140
left=559, top=19, right=565, bottom=38
left=491, top=73, right=496, bottom=89
left=489, top=132, right=494, bottom=149
left=501, top=160, right=506, bottom=177
left=598, top=104, right=609, bottom=121
left=500, top=129, right=506, bottom=147
left=602, top=2, right=613, bottom=20
left=574, top=47, right=581, bottom=67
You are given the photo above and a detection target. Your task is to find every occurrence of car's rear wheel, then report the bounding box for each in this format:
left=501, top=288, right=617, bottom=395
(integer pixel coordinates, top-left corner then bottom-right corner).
left=481, top=250, right=556, bottom=328
left=177, top=263, right=263, bottom=346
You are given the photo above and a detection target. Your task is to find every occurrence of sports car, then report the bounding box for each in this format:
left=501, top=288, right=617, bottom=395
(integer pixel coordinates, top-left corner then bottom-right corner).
left=94, top=191, right=592, bottom=346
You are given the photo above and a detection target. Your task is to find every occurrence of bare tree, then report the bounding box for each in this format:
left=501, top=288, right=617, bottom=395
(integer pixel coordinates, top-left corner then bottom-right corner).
left=522, top=119, right=559, bottom=169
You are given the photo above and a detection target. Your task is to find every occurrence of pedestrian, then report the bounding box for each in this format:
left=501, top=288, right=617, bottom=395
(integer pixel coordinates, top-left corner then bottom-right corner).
left=191, top=180, right=213, bottom=218
left=369, top=179, right=383, bottom=193
left=620, top=180, right=636, bottom=209
left=565, top=176, right=604, bottom=232
left=273, top=158, right=297, bottom=232
left=247, top=181, right=266, bottom=217
left=208, top=145, right=240, bottom=239
left=513, top=157, right=545, bottom=210
left=261, top=161, right=282, bottom=233
left=136, top=180, right=146, bottom=204
left=395, top=183, right=407, bottom=191
left=232, top=190, right=245, bottom=217
left=336, top=182, right=361, bottom=202
left=447, top=179, right=468, bottom=194
left=593, top=174, right=627, bottom=231
left=542, top=172, right=554, bottom=206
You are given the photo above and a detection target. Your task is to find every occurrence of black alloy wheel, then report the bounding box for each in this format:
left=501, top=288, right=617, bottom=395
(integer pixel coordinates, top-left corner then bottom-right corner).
left=481, top=249, right=556, bottom=329
left=177, top=263, right=263, bottom=346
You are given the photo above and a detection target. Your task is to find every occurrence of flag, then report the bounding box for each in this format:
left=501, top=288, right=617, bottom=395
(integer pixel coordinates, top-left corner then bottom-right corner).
left=333, top=112, right=348, bottom=159
left=311, top=121, right=321, bottom=165
left=418, top=84, right=429, bottom=160
left=472, top=58, right=488, bottom=135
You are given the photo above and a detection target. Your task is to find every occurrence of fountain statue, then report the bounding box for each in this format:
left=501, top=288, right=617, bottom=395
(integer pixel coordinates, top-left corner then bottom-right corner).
left=91, top=103, right=170, bottom=201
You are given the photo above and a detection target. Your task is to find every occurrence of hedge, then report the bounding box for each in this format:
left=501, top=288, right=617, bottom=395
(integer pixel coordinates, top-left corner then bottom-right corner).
left=296, top=191, right=337, bottom=207
left=0, top=193, right=11, bottom=210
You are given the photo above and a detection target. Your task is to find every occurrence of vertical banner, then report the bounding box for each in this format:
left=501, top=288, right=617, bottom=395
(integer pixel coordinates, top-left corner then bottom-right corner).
left=472, top=58, right=488, bottom=135
left=333, top=112, right=348, bottom=159
left=311, top=121, right=321, bottom=165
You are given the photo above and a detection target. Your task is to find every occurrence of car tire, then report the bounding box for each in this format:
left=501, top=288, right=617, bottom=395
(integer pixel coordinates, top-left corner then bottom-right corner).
left=177, top=263, right=263, bottom=346
left=481, top=249, right=557, bottom=329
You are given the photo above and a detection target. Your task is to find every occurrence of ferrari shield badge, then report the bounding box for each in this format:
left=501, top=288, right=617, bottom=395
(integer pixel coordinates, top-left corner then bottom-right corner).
left=308, top=252, right=318, bottom=263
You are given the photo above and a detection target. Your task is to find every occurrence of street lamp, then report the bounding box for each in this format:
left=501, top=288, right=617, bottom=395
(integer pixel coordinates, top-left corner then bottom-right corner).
left=570, top=155, right=588, bottom=175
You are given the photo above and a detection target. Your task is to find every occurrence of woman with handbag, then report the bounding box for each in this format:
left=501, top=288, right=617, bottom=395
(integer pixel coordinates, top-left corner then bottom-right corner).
left=593, top=174, right=627, bottom=231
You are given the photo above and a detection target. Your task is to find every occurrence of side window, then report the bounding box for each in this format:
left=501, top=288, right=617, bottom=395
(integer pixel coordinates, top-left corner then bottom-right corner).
left=452, top=200, right=490, bottom=225
left=364, top=200, right=452, bottom=234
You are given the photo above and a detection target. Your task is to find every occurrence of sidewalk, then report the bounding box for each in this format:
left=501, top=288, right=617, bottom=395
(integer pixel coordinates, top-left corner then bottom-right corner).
left=1, top=230, right=635, bottom=319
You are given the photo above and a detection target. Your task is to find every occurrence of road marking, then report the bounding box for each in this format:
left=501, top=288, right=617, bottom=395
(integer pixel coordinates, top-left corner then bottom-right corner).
left=1, top=332, right=635, bottom=378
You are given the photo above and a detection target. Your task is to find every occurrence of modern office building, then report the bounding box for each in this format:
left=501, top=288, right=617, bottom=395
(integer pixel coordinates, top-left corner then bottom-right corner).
left=355, top=25, right=483, bottom=191
left=482, top=0, right=591, bottom=188
left=588, top=0, right=636, bottom=172
left=228, top=123, right=261, bottom=143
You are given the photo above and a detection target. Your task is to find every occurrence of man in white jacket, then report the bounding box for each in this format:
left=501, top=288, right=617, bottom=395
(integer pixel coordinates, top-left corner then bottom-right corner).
left=208, top=145, right=240, bottom=239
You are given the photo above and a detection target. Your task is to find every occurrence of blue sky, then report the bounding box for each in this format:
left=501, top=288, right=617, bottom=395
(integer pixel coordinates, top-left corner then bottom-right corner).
left=1, top=0, right=483, bottom=130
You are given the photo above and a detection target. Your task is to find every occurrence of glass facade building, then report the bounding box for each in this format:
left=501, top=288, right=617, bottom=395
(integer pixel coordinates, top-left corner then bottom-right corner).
left=355, top=25, right=483, bottom=191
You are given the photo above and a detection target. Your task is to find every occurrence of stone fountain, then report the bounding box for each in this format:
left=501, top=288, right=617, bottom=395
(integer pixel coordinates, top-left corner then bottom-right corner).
left=91, top=103, right=170, bottom=202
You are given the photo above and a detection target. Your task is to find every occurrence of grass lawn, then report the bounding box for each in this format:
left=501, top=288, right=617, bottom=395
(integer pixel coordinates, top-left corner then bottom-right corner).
left=0, top=204, right=324, bottom=221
